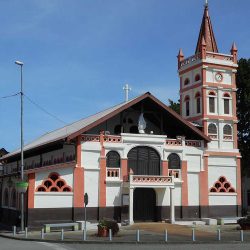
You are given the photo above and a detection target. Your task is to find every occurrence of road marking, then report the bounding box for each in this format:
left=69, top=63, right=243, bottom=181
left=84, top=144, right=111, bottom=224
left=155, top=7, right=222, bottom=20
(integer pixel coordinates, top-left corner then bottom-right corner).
left=37, top=242, right=71, bottom=250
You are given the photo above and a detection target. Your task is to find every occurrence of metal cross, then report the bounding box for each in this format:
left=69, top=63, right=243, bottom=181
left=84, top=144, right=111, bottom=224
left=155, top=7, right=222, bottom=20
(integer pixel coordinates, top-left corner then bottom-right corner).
left=205, top=0, right=208, bottom=6
left=123, top=84, right=131, bottom=102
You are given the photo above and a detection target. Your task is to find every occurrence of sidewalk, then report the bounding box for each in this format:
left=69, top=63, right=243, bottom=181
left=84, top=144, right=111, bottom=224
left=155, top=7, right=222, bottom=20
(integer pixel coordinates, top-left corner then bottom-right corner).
left=0, top=223, right=250, bottom=244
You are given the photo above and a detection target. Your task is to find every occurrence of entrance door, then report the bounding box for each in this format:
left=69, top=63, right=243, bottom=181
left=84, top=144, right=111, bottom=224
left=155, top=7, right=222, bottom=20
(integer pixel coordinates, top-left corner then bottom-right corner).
left=133, top=188, right=156, bottom=221
left=128, top=146, right=160, bottom=175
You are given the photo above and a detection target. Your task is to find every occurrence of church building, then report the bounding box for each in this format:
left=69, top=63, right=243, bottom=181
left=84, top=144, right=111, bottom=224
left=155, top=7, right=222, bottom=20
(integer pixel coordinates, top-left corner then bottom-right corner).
left=0, top=3, right=241, bottom=227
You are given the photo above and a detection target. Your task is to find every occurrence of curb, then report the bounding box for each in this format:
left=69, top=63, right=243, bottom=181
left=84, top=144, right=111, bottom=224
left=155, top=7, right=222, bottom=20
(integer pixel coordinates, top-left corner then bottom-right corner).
left=0, top=233, right=249, bottom=245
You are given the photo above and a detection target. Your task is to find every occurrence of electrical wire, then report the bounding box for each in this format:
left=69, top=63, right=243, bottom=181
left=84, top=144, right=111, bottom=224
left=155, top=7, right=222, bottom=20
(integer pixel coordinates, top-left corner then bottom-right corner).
left=23, top=93, right=67, bottom=125
left=0, top=92, right=20, bottom=99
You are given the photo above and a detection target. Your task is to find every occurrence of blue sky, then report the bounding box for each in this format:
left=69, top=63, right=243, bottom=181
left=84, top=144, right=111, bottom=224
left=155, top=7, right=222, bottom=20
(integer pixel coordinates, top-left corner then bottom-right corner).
left=0, top=0, right=249, bottom=152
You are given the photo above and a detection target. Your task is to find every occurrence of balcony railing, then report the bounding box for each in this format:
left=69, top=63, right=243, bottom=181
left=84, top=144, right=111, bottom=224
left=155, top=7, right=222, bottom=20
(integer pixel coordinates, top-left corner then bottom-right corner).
left=106, top=167, right=120, bottom=181
left=82, top=134, right=121, bottom=143
left=130, top=175, right=173, bottom=187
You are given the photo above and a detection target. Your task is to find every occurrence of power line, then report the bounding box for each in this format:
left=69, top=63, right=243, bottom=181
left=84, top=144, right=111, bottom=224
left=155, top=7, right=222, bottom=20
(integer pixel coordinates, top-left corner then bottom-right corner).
left=23, top=93, right=67, bottom=125
left=0, top=92, right=20, bottom=99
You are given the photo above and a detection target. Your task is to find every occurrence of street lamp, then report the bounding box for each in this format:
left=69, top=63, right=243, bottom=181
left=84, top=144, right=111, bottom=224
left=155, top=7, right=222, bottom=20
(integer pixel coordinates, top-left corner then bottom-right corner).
left=15, top=60, right=28, bottom=232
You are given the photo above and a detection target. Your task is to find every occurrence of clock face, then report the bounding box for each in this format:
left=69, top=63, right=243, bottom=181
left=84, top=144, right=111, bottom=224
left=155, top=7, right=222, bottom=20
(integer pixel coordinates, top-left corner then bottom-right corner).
left=215, top=72, right=223, bottom=82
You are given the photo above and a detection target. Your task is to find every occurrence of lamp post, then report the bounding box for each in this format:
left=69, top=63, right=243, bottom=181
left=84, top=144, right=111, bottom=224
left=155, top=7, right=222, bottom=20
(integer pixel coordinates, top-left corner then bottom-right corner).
left=15, top=60, right=26, bottom=232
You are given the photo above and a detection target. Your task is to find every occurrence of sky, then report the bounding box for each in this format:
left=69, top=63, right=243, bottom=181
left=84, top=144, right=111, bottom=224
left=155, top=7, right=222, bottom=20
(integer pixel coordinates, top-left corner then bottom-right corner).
left=0, top=0, right=250, bottom=152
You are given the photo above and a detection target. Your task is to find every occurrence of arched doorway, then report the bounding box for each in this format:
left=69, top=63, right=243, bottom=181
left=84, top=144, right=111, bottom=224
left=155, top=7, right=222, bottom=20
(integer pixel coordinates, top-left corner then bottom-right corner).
left=128, top=146, right=160, bottom=175
left=133, top=188, right=156, bottom=221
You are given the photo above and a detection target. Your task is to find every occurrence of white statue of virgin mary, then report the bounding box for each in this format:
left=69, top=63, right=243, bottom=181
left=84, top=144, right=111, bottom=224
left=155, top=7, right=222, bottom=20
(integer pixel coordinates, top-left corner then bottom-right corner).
left=138, top=113, right=146, bottom=134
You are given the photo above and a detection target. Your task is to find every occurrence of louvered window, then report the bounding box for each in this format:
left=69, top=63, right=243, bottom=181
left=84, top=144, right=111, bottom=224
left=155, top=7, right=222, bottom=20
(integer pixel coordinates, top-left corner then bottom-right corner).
left=209, top=97, right=215, bottom=113
left=224, top=99, right=229, bottom=114
left=106, top=151, right=120, bottom=168
left=186, top=101, right=190, bottom=116
left=168, top=153, right=181, bottom=169
left=223, top=125, right=232, bottom=135
left=196, top=97, right=201, bottom=113
left=128, top=146, right=160, bottom=175
left=208, top=123, right=217, bottom=136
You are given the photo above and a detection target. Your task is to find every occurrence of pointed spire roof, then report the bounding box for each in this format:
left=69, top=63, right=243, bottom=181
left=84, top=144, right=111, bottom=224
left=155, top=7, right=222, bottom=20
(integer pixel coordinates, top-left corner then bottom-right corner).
left=231, top=42, right=237, bottom=51
left=195, top=3, right=218, bottom=54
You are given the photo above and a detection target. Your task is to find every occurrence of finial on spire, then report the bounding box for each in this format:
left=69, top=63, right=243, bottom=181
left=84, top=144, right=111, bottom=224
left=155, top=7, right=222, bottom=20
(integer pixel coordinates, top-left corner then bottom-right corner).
left=123, top=84, right=131, bottom=102
left=205, top=0, right=208, bottom=7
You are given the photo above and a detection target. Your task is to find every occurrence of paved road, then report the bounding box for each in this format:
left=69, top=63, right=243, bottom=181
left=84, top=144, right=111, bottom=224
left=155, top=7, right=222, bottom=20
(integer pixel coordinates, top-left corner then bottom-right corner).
left=1, top=237, right=250, bottom=250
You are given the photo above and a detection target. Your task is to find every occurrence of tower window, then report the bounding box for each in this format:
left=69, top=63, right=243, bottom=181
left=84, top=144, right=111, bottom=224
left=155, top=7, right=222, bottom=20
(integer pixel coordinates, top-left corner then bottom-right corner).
left=184, top=96, right=190, bottom=116
left=208, top=91, right=216, bottom=113
left=223, top=124, right=232, bottom=140
left=195, top=92, right=201, bottom=114
left=223, top=93, right=231, bottom=115
left=184, top=78, right=190, bottom=86
left=208, top=123, right=217, bottom=139
left=195, top=74, right=201, bottom=82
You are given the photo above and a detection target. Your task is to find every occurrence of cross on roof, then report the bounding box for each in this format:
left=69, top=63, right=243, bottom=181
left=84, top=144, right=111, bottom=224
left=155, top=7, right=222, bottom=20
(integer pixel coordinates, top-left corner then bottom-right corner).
left=123, top=84, right=131, bottom=102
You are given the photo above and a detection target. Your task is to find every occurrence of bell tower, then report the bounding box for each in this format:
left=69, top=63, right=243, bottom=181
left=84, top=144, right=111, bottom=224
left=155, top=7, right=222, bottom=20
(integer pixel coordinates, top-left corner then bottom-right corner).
left=177, top=3, right=238, bottom=150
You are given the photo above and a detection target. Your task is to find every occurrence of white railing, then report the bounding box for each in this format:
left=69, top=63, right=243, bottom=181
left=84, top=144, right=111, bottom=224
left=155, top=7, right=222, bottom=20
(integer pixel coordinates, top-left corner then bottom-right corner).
left=106, top=168, right=120, bottom=181
left=130, top=175, right=173, bottom=187
left=168, top=169, right=181, bottom=180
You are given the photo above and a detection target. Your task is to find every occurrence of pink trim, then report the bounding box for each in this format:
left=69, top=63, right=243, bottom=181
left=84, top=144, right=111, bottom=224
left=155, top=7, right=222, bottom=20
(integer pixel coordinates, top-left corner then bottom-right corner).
left=181, top=161, right=188, bottom=206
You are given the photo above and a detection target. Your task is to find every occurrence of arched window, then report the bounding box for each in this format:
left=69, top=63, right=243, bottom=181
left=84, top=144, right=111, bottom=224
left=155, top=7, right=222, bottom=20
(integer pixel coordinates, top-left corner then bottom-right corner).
left=168, top=153, right=181, bottom=169
left=208, top=91, right=216, bottom=113
left=208, top=123, right=217, bottom=139
left=184, top=78, right=190, bottom=86
left=223, top=93, right=231, bottom=115
left=106, top=151, right=120, bottom=168
left=195, top=74, right=201, bottom=82
left=11, top=189, right=16, bottom=208
left=3, top=188, right=9, bottom=207
left=195, top=92, right=201, bottom=114
left=184, top=96, right=190, bottom=116
left=223, top=124, right=232, bottom=135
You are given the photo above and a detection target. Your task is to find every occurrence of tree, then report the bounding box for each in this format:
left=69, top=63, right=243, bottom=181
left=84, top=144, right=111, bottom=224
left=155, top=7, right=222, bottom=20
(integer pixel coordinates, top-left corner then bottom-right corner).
left=236, top=58, right=250, bottom=176
left=168, top=99, right=180, bottom=114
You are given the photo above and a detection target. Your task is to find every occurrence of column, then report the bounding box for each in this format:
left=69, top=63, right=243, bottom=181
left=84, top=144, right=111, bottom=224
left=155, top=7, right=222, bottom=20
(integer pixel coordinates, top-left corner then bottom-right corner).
left=27, top=173, right=35, bottom=209
left=121, top=158, right=128, bottom=181
left=162, top=160, right=168, bottom=176
left=99, top=132, right=106, bottom=218
left=199, top=155, right=208, bottom=217
left=73, top=136, right=84, bottom=220
left=170, top=187, right=175, bottom=224
left=129, top=187, right=134, bottom=224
